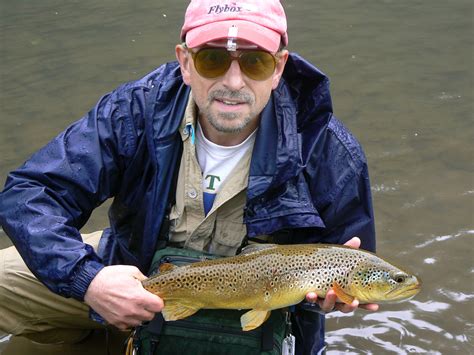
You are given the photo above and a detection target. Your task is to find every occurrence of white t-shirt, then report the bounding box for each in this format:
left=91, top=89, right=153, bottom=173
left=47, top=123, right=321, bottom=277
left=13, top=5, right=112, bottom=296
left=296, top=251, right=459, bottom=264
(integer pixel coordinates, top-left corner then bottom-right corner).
left=195, top=123, right=256, bottom=215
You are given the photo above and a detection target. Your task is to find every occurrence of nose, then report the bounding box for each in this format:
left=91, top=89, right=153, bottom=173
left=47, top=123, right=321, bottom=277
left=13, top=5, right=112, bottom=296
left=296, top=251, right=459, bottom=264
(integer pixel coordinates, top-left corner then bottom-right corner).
left=221, top=59, right=245, bottom=91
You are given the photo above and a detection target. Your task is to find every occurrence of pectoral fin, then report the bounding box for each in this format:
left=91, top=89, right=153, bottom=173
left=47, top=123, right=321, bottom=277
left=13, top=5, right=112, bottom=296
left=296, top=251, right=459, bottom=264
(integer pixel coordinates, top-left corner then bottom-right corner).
left=332, top=282, right=355, bottom=305
left=162, top=301, right=199, bottom=321
left=240, top=310, right=271, bottom=331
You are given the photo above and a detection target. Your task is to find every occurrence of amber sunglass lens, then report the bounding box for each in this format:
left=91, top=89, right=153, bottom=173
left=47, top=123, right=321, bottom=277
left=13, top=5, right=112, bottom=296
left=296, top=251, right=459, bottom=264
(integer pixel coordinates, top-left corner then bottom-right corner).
left=240, top=51, right=276, bottom=81
left=194, top=49, right=231, bottom=78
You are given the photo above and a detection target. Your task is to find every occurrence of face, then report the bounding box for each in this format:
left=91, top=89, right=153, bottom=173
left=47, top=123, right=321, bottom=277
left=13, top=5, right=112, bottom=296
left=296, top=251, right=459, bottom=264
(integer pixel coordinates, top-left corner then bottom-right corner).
left=176, top=43, right=288, bottom=145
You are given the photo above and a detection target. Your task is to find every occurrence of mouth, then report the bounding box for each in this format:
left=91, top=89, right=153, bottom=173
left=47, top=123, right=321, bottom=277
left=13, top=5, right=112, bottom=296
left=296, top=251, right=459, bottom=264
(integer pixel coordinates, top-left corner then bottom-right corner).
left=213, top=98, right=249, bottom=114
left=215, top=98, right=246, bottom=105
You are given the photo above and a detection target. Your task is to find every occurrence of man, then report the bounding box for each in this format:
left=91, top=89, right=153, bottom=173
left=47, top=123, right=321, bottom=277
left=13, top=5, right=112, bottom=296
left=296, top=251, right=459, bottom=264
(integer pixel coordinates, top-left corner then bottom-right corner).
left=0, top=0, right=377, bottom=353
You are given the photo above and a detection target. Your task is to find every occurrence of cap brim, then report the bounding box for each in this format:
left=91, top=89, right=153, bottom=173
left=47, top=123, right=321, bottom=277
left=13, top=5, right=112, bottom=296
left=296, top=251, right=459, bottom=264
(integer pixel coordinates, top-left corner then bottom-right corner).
left=185, top=20, right=281, bottom=52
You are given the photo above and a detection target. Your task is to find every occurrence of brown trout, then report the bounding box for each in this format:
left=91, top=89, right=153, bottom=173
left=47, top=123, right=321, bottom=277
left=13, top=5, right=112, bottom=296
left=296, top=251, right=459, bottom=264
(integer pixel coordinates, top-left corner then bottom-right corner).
left=142, top=244, right=421, bottom=331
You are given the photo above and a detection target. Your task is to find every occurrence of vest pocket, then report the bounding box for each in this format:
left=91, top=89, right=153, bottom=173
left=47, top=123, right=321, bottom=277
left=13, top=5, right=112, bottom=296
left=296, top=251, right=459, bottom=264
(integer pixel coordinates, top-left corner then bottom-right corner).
left=211, top=220, right=247, bottom=256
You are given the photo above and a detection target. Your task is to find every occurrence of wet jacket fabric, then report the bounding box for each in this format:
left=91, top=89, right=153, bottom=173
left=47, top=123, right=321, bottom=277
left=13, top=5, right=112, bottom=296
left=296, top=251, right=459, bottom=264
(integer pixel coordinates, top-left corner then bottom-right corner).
left=0, top=53, right=375, bottom=354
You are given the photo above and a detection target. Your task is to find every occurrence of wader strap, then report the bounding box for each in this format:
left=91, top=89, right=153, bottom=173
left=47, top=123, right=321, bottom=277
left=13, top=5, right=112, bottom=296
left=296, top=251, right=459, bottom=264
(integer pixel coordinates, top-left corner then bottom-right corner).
left=139, top=313, right=165, bottom=355
left=147, top=313, right=165, bottom=335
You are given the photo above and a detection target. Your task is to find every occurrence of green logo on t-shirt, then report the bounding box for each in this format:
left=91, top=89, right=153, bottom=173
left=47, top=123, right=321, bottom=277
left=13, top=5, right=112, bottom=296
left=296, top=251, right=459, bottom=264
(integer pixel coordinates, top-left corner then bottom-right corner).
left=205, top=175, right=221, bottom=191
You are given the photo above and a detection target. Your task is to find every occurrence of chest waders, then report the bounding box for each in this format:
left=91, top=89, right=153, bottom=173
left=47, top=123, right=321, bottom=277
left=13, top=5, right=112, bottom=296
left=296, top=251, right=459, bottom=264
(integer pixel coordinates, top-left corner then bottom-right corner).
left=125, top=247, right=292, bottom=355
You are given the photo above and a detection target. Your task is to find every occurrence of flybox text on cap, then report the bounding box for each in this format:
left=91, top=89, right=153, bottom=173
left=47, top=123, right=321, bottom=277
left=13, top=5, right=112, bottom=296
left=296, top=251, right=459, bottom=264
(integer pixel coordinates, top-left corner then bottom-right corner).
left=208, top=4, right=242, bottom=15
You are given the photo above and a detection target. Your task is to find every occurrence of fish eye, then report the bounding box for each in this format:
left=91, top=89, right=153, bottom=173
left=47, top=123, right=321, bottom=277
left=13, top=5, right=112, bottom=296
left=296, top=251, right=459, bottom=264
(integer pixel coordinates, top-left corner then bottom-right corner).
left=393, top=273, right=406, bottom=283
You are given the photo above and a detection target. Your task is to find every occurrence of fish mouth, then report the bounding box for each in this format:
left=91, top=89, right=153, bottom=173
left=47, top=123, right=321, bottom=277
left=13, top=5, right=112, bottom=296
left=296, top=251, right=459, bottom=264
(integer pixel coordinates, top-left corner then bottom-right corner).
left=405, top=285, right=422, bottom=294
left=387, top=284, right=421, bottom=299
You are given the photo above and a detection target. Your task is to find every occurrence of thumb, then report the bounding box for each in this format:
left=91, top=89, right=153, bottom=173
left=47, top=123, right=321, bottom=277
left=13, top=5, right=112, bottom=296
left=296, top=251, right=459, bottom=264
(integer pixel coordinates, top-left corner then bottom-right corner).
left=344, top=237, right=361, bottom=249
left=141, top=287, right=165, bottom=312
left=145, top=292, right=165, bottom=312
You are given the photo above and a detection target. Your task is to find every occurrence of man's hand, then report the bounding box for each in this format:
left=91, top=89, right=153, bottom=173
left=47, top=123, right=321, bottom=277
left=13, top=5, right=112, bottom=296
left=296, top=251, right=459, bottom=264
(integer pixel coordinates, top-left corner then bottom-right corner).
left=84, top=265, right=164, bottom=330
left=305, top=237, right=379, bottom=313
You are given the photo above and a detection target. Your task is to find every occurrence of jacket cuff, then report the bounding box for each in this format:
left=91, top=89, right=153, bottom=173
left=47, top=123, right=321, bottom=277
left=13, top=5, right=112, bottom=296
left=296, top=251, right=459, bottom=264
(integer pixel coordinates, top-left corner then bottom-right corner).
left=70, top=260, right=105, bottom=301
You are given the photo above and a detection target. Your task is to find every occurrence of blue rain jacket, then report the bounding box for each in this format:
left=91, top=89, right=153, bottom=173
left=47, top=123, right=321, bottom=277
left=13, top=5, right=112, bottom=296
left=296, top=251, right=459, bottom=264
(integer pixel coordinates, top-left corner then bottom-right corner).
left=0, top=53, right=375, bottom=354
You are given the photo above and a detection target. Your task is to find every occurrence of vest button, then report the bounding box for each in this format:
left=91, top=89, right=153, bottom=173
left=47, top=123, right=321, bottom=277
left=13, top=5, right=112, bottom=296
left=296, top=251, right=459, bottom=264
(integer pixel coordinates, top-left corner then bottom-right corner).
left=188, top=189, right=198, bottom=199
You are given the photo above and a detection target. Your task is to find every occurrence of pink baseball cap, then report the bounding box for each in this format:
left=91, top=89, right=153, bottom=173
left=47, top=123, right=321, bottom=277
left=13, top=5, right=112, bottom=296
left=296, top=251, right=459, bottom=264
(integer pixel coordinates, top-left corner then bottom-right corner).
left=181, top=0, right=288, bottom=53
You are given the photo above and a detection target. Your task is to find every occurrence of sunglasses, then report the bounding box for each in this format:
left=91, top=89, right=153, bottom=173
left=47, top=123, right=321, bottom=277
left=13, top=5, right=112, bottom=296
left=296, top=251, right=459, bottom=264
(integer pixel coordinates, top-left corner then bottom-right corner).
left=189, top=47, right=278, bottom=81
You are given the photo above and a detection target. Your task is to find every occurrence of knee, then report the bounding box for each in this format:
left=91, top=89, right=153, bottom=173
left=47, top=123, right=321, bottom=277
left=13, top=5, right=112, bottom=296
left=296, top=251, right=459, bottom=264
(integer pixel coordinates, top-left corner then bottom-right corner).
left=0, top=245, right=26, bottom=295
left=0, top=247, right=18, bottom=333
left=0, top=246, right=11, bottom=302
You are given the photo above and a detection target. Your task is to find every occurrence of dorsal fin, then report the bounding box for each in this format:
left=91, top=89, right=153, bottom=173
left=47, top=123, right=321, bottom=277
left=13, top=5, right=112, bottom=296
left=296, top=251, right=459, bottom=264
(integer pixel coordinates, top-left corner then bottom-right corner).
left=240, top=243, right=278, bottom=255
left=159, top=263, right=177, bottom=273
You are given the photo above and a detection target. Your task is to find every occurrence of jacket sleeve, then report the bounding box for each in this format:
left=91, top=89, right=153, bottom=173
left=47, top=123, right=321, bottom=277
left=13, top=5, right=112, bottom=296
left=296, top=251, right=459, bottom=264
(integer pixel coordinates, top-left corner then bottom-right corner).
left=293, top=120, right=376, bottom=354
left=0, top=85, right=144, bottom=301
left=302, top=117, right=376, bottom=253
left=317, top=161, right=376, bottom=252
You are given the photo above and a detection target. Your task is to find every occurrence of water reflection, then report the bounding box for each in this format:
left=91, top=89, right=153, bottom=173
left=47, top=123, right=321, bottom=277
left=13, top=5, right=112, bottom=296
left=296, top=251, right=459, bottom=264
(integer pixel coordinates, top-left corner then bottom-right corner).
left=415, top=230, right=474, bottom=249
left=326, top=304, right=470, bottom=354
left=410, top=300, right=450, bottom=313
left=438, top=290, right=474, bottom=303
left=325, top=223, right=474, bottom=352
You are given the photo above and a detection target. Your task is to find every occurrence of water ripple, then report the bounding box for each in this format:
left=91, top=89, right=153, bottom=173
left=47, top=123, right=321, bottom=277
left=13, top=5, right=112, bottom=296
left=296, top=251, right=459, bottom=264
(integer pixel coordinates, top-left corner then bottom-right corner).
left=410, top=300, right=450, bottom=312
left=325, top=306, right=467, bottom=354
left=438, top=289, right=474, bottom=302
left=415, top=229, right=474, bottom=248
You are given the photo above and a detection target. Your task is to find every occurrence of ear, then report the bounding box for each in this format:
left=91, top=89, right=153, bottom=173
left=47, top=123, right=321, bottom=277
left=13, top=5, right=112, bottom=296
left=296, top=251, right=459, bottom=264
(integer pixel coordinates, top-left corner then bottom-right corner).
left=176, top=44, right=192, bottom=85
left=271, top=50, right=289, bottom=90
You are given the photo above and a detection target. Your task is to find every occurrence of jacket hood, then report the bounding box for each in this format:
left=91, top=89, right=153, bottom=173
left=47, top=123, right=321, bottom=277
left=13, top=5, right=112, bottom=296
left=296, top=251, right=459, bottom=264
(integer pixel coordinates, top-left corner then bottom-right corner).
left=247, top=52, right=334, bottom=200
left=281, top=53, right=334, bottom=129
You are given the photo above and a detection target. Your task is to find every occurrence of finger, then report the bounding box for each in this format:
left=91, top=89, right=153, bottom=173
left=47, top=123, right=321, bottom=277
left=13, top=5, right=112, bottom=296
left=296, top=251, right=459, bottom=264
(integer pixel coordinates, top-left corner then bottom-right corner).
left=344, top=237, right=361, bottom=249
left=118, top=309, right=155, bottom=329
left=337, top=298, right=359, bottom=313
left=305, top=292, right=318, bottom=303
left=320, top=290, right=337, bottom=312
left=143, top=310, right=158, bottom=321
left=134, top=309, right=157, bottom=323
left=115, top=321, right=137, bottom=331
left=359, top=303, right=379, bottom=312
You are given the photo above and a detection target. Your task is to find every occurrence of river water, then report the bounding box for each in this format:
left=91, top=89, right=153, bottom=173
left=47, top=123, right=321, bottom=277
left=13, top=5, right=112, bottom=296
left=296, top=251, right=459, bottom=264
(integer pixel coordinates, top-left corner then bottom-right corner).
left=0, top=0, right=472, bottom=354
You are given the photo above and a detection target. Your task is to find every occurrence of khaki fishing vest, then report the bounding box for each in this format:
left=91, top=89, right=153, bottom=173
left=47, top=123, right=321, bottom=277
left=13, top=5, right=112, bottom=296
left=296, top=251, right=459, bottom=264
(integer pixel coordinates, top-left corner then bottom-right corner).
left=168, top=93, right=252, bottom=256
